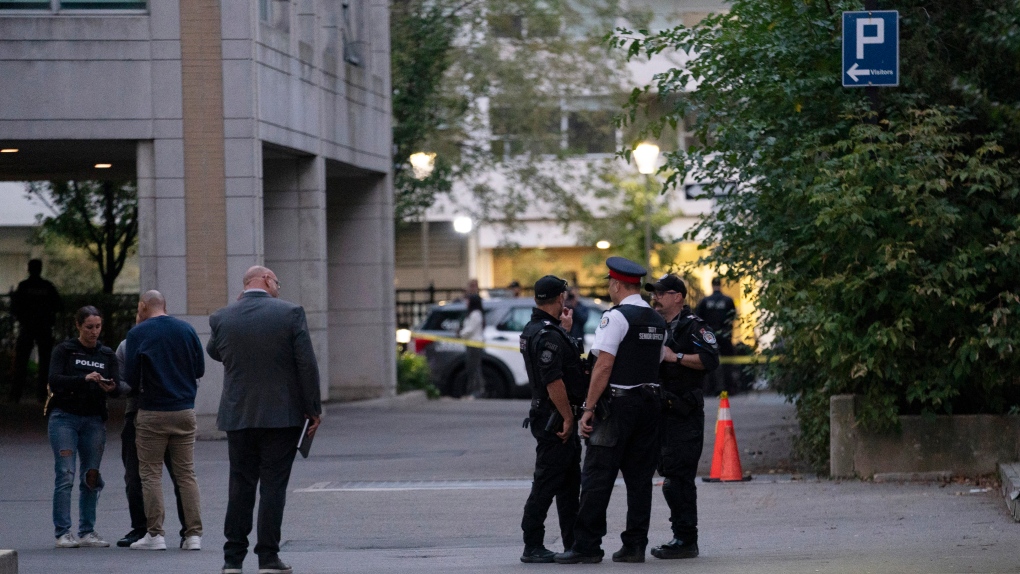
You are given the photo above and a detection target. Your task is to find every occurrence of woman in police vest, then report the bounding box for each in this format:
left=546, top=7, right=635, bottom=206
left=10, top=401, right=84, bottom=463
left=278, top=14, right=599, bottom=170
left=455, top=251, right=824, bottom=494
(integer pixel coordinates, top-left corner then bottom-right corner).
left=46, top=305, right=120, bottom=549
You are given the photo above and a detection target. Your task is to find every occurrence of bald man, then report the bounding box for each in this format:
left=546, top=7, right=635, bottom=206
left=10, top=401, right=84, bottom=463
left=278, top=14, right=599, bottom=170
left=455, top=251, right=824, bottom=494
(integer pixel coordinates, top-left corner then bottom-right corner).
left=208, top=266, right=321, bottom=574
left=124, top=290, right=206, bottom=551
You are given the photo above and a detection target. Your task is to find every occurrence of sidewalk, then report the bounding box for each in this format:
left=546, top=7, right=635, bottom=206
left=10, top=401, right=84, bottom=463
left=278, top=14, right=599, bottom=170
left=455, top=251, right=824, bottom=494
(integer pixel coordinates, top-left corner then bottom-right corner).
left=0, top=394, right=1014, bottom=573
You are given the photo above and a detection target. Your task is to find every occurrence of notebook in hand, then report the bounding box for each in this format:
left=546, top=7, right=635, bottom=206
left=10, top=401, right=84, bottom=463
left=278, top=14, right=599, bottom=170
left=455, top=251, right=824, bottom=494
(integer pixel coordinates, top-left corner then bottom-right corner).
left=297, top=418, right=315, bottom=458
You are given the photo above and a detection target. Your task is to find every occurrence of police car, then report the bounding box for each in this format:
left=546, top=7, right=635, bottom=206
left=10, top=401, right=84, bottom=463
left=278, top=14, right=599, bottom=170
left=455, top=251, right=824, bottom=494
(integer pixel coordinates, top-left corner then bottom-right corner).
left=410, top=297, right=606, bottom=398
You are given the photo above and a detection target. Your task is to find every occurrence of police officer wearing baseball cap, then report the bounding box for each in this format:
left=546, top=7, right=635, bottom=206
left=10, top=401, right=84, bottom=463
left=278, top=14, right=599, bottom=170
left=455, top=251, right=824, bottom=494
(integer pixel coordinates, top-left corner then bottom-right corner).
left=646, top=273, right=719, bottom=559
left=555, top=257, right=667, bottom=564
left=519, top=275, right=587, bottom=563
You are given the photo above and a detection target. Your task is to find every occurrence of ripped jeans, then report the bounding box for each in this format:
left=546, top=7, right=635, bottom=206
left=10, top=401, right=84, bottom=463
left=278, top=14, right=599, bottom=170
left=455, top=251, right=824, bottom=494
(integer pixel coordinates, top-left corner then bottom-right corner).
left=48, top=409, right=106, bottom=538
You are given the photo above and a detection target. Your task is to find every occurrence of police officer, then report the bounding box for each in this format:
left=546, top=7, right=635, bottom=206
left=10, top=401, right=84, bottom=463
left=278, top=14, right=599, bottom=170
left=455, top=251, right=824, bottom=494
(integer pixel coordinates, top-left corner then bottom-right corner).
left=10, top=258, right=63, bottom=403
left=646, top=274, right=719, bottom=560
left=695, top=277, right=736, bottom=394
left=555, top=257, right=666, bottom=564
left=519, top=275, right=586, bottom=563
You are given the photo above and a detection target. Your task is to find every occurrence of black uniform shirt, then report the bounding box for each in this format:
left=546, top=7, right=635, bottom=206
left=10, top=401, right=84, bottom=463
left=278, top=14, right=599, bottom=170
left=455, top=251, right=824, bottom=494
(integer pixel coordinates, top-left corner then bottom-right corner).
left=659, top=305, right=720, bottom=393
left=520, top=308, right=585, bottom=402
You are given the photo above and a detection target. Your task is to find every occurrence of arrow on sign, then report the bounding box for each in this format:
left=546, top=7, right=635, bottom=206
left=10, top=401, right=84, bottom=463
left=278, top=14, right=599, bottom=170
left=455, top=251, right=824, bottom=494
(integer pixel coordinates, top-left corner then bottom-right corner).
left=847, top=62, right=871, bottom=82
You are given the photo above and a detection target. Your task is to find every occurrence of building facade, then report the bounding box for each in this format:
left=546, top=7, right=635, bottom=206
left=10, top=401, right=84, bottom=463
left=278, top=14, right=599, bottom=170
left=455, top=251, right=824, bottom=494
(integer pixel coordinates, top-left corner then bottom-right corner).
left=0, top=0, right=396, bottom=416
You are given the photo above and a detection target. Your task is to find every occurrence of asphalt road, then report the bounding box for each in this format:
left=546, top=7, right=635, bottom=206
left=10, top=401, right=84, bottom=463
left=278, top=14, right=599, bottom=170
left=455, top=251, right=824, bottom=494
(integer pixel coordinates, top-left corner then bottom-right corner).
left=0, top=392, right=1015, bottom=573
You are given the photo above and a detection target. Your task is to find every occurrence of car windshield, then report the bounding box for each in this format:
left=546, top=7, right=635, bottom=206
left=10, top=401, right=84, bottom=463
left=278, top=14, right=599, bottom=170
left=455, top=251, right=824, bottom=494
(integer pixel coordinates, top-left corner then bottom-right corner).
left=418, top=307, right=501, bottom=332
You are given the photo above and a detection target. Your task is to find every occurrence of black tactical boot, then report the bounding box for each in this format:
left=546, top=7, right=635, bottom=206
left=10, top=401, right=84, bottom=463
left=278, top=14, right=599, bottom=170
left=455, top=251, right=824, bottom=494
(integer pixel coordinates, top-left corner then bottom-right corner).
left=521, top=546, right=556, bottom=563
left=651, top=538, right=699, bottom=559
left=611, top=545, right=645, bottom=563
left=554, top=549, right=603, bottom=564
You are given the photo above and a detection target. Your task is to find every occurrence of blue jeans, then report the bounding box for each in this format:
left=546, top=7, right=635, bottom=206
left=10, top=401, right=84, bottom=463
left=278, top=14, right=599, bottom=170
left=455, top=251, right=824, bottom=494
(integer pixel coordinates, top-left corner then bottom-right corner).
left=48, top=408, right=107, bottom=538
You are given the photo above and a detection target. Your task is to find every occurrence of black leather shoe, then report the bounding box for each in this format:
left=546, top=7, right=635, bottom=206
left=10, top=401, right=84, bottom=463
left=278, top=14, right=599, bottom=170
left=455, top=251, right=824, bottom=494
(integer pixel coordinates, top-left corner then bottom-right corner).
left=611, top=545, right=645, bottom=563
left=116, top=530, right=146, bottom=548
left=554, top=549, right=603, bottom=564
left=257, top=558, right=293, bottom=574
left=651, top=538, right=699, bottom=559
left=521, top=546, right=556, bottom=563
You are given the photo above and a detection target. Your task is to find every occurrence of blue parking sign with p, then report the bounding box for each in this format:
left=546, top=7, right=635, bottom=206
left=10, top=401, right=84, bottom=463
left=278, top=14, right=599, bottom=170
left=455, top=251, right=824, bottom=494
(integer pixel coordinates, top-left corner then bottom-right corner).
left=842, top=11, right=899, bottom=87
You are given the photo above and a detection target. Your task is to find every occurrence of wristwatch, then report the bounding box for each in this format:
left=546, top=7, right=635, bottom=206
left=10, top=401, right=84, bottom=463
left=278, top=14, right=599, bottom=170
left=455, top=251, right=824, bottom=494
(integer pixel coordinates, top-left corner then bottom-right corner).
left=581, top=401, right=595, bottom=413
left=676, top=352, right=685, bottom=363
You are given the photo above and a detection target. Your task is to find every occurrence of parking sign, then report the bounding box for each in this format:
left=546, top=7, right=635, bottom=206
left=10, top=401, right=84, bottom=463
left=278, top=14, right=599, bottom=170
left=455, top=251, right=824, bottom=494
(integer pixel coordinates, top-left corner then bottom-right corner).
left=842, top=11, right=899, bottom=87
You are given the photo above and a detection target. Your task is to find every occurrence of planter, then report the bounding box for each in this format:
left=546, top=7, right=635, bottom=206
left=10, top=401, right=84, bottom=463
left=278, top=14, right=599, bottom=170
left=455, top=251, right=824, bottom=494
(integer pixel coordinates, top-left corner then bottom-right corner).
left=830, top=394, right=1020, bottom=479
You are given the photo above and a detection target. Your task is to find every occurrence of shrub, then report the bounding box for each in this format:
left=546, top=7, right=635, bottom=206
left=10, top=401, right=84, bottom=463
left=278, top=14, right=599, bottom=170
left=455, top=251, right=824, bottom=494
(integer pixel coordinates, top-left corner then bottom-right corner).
left=397, top=351, right=439, bottom=398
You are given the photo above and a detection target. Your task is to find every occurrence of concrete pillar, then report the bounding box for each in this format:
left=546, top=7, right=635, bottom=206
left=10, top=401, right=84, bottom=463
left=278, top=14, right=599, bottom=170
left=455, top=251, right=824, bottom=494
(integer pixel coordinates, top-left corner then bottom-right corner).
left=0, top=549, right=16, bottom=574
left=326, top=173, right=396, bottom=400
left=264, top=156, right=329, bottom=401
left=830, top=394, right=858, bottom=478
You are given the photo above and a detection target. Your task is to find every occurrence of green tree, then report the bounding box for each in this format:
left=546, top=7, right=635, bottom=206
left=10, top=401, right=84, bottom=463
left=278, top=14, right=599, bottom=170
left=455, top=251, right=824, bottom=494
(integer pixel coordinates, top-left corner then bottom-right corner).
left=27, top=180, right=138, bottom=294
left=391, top=0, right=651, bottom=226
left=613, top=0, right=1020, bottom=470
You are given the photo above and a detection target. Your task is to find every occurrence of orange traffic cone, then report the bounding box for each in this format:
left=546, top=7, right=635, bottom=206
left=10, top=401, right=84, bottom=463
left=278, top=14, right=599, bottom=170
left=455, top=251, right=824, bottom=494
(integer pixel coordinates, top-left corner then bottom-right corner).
left=704, top=391, right=751, bottom=482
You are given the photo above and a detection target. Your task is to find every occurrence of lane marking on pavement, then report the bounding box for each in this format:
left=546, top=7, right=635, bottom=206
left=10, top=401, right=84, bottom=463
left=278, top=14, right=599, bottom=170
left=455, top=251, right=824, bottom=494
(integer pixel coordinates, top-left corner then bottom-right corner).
left=295, top=475, right=814, bottom=493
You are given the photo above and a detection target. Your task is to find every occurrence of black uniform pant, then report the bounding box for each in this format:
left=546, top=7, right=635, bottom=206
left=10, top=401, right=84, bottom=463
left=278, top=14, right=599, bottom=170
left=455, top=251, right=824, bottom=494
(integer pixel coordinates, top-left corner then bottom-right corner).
left=572, top=393, right=661, bottom=554
left=658, top=392, right=705, bottom=542
left=521, top=408, right=581, bottom=550
left=11, top=327, right=53, bottom=402
left=121, top=411, right=185, bottom=537
left=224, top=427, right=301, bottom=566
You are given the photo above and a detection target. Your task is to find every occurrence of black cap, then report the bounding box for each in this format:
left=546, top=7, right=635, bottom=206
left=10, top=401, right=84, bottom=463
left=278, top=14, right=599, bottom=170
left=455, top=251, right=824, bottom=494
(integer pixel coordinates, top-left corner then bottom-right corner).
left=605, top=256, right=647, bottom=284
left=644, top=273, right=687, bottom=297
left=508, top=280, right=521, bottom=288
left=534, top=275, right=568, bottom=301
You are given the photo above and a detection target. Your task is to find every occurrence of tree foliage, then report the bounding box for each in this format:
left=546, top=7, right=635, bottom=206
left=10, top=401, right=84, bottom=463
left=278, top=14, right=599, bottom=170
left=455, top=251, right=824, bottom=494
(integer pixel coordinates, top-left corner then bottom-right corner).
left=27, top=180, right=138, bottom=295
left=391, top=0, right=648, bottom=226
left=613, top=0, right=1020, bottom=469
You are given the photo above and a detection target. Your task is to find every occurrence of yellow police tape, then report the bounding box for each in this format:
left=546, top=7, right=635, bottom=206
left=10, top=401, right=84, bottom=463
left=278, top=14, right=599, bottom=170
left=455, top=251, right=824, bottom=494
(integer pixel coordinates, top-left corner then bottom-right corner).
left=409, top=332, right=767, bottom=365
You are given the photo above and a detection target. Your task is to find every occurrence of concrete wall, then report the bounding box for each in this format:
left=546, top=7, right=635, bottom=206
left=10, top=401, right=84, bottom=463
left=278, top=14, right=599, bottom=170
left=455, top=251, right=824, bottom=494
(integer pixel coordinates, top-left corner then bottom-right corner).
left=830, top=394, right=1020, bottom=478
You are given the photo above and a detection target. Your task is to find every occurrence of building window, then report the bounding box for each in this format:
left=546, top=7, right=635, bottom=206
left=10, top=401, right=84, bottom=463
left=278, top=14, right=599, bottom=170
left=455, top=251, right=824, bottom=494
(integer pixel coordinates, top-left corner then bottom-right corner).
left=490, top=99, right=617, bottom=160
left=567, top=110, right=615, bottom=155
left=0, top=0, right=146, bottom=9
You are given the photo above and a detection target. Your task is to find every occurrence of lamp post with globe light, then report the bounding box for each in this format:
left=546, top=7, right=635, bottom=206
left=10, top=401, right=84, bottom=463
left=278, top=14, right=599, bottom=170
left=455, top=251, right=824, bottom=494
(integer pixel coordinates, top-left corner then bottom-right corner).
left=632, top=142, right=661, bottom=273
left=410, top=152, right=436, bottom=295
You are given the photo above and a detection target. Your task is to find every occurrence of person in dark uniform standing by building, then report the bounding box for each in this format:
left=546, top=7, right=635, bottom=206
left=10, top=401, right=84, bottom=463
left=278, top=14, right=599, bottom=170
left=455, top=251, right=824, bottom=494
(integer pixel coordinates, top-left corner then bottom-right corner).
left=695, top=277, right=736, bottom=394
left=555, top=257, right=666, bottom=564
left=646, top=273, right=719, bottom=560
left=10, top=258, right=63, bottom=403
left=518, top=275, right=587, bottom=563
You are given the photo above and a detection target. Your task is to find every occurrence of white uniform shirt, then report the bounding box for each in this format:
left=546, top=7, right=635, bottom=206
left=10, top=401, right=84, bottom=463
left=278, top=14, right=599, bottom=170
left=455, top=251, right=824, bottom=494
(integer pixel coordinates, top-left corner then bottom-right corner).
left=591, top=293, right=665, bottom=389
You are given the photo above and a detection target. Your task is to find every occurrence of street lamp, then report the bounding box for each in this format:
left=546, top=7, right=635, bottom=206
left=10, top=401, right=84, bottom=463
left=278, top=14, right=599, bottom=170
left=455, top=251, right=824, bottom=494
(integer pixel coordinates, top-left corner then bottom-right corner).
left=632, top=143, right=660, bottom=273
left=596, top=240, right=611, bottom=250
left=453, top=215, right=477, bottom=285
left=411, top=152, right=437, bottom=296
left=409, top=152, right=436, bottom=180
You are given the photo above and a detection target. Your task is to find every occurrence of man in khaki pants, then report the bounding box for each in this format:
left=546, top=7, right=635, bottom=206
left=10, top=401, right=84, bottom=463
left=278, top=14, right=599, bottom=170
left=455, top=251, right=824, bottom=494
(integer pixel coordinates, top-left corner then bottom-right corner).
left=124, top=290, right=205, bottom=550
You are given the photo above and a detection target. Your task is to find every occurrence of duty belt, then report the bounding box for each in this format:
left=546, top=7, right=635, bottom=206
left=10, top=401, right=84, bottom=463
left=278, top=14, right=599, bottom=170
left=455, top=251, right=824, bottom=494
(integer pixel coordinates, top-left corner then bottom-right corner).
left=610, top=383, right=660, bottom=398
left=530, top=397, right=580, bottom=416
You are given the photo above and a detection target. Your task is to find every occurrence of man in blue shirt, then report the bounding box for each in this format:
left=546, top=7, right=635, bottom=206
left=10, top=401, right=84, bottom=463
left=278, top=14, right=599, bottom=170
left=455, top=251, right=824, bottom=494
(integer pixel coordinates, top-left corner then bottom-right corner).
left=124, top=290, right=205, bottom=551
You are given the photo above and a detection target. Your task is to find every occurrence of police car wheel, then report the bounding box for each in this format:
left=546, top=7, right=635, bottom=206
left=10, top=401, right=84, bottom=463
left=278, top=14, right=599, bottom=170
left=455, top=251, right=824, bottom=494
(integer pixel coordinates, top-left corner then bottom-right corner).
left=447, top=363, right=510, bottom=399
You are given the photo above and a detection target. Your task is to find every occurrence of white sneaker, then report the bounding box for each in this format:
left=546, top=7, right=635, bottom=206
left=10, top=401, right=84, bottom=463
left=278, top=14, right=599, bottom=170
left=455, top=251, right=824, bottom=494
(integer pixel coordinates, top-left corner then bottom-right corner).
left=129, top=532, right=167, bottom=550
left=181, top=535, right=201, bottom=550
left=55, top=533, right=79, bottom=548
left=78, top=531, right=110, bottom=547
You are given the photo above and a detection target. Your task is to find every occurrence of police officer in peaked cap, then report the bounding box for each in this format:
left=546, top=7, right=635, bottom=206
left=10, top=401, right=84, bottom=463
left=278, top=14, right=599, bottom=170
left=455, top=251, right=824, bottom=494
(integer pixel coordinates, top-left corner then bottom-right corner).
left=518, top=275, right=587, bottom=563
left=555, top=257, right=667, bottom=564
left=646, top=273, right=719, bottom=559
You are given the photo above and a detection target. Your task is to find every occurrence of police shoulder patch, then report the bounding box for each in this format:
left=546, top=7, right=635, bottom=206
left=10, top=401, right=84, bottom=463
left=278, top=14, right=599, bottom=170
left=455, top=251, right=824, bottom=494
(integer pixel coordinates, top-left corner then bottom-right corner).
left=540, top=349, right=553, bottom=364
left=599, top=316, right=610, bottom=329
left=703, top=331, right=717, bottom=345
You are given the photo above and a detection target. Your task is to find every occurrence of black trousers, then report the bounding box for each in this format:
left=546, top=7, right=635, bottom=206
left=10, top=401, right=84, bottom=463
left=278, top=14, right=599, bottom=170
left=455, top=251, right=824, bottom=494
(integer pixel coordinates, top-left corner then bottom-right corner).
left=11, top=327, right=53, bottom=402
left=572, top=393, right=661, bottom=554
left=658, top=392, right=705, bottom=541
left=521, top=408, right=581, bottom=551
left=121, top=411, right=185, bottom=537
left=224, top=427, right=301, bottom=566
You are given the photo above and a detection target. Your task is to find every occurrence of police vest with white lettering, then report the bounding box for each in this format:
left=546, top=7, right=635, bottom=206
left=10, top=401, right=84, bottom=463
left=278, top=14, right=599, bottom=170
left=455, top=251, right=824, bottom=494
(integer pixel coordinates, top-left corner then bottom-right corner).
left=607, top=304, right=666, bottom=388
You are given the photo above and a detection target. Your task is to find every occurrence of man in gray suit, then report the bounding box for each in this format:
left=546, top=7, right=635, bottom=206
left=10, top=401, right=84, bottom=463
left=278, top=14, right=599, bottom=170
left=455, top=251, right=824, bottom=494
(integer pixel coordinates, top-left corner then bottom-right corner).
left=207, top=265, right=322, bottom=574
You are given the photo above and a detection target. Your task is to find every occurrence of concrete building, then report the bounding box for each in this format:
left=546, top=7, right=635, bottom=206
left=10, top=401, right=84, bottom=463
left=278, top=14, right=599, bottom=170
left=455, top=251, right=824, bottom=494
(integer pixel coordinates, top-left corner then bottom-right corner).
left=0, top=0, right=397, bottom=417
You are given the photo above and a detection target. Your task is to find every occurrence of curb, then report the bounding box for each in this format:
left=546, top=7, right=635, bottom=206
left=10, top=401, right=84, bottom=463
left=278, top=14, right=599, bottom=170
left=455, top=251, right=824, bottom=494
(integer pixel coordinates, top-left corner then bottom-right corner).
left=0, top=549, right=17, bottom=574
left=998, top=462, right=1020, bottom=521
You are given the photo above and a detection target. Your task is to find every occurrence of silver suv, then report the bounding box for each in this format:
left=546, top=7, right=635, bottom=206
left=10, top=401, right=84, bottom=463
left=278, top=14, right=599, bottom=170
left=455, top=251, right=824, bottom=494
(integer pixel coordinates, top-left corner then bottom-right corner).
left=411, top=297, right=606, bottom=398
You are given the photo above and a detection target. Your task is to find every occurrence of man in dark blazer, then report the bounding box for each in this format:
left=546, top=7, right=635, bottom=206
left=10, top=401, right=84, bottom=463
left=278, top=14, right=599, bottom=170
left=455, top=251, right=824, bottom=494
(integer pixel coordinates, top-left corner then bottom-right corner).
left=207, top=265, right=322, bottom=574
